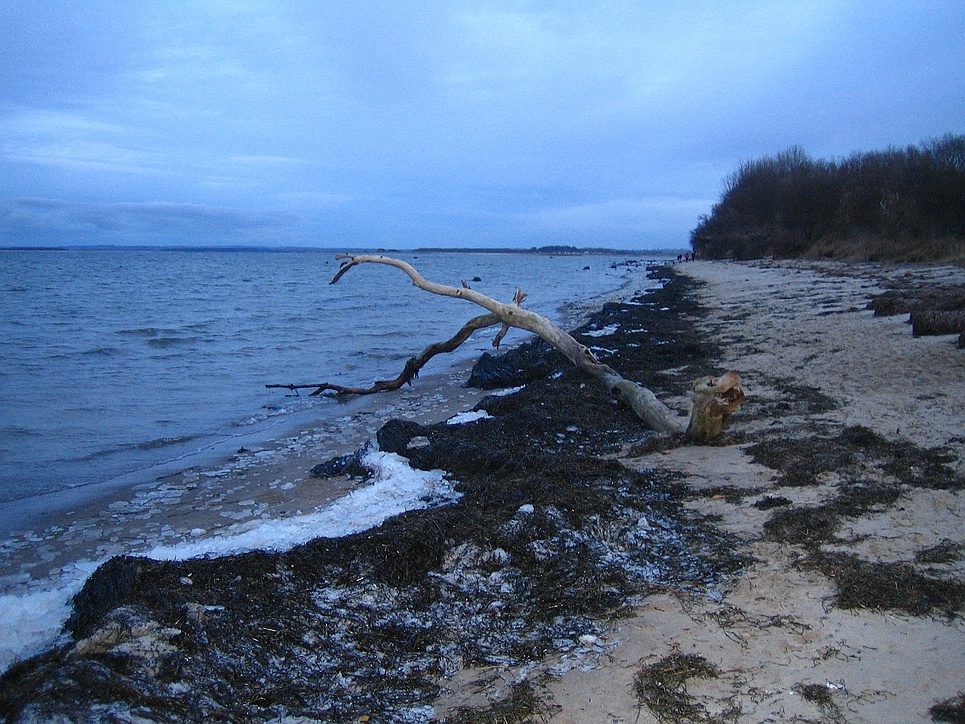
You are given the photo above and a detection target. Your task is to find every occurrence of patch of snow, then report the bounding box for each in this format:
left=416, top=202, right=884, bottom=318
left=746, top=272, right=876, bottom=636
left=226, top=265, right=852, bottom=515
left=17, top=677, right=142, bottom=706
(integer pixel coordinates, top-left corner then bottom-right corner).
left=490, top=385, right=524, bottom=397
left=446, top=410, right=492, bottom=425
left=582, top=324, right=619, bottom=337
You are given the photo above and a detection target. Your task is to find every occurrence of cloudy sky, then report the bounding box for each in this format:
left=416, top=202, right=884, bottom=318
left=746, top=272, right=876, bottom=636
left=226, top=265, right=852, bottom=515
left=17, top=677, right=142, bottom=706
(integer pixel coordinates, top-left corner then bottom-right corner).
left=1, top=1, right=962, bottom=249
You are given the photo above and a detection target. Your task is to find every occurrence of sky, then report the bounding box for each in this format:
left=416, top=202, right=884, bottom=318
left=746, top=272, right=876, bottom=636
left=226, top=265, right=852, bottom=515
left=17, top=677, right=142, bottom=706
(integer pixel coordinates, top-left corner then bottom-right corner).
left=1, top=1, right=963, bottom=250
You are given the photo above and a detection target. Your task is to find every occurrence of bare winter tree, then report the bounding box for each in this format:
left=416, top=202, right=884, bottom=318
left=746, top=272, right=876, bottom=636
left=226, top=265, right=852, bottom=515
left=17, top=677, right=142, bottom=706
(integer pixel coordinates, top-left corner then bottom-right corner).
left=267, top=254, right=744, bottom=442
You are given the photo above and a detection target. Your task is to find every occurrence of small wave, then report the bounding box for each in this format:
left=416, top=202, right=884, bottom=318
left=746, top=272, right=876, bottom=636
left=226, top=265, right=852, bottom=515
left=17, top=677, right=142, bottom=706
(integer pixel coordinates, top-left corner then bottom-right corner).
left=0, top=426, right=41, bottom=437
left=76, top=443, right=139, bottom=462
left=81, top=346, right=121, bottom=357
left=116, top=327, right=162, bottom=337
left=347, top=349, right=411, bottom=361
left=74, top=433, right=202, bottom=462
left=147, top=336, right=195, bottom=349
left=135, top=434, right=201, bottom=451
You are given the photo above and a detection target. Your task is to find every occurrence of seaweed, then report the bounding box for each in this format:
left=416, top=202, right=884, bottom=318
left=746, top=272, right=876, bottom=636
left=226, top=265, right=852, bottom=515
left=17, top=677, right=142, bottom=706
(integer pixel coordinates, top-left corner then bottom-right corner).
left=739, top=371, right=965, bottom=620
left=632, top=653, right=729, bottom=723
left=760, top=462, right=964, bottom=618
left=931, top=693, right=965, bottom=723
left=748, top=424, right=963, bottom=490
left=308, top=446, right=370, bottom=479
left=441, top=681, right=544, bottom=724
left=811, top=553, right=965, bottom=618
left=752, top=495, right=791, bottom=510
left=735, top=377, right=839, bottom=424
left=792, top=681, right=844, bottom=721
left=917, top=540, right=965, bottom=565
left=764, top=505, right=841, bottom=546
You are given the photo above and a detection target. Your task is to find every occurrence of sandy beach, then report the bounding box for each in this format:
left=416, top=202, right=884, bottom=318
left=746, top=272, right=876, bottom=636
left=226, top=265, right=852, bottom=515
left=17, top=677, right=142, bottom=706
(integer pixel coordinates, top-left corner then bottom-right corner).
left=1, top=259, right=963, bottom=723
left=438, top=259, right=965, bottom=723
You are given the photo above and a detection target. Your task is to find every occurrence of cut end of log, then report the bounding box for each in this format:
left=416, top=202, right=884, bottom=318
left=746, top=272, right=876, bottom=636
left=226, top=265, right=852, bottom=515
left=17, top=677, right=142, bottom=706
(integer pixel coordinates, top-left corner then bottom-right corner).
left=686, top=372, right=745, bottom=442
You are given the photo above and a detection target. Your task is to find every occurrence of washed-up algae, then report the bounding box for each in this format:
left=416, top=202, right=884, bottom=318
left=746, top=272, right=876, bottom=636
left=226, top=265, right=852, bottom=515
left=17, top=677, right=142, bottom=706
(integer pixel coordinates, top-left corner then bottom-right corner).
left=632, top=653, right=729, bottom=724
left=931, top=693, right=965, bottom=723
left=748, top=424, right=963, bottom=490
left=0, top=266, right=747, bottom=723
left=442, top=681, right=543, bottom=724
left=754, top=421, right=965, bottom=617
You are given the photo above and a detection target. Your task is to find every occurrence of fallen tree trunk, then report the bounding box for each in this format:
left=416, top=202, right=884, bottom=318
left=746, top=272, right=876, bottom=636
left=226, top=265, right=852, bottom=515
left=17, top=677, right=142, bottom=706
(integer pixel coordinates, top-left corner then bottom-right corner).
left=271, top=254, right=744, bottom=442
left=911, top=310, right=965, bottom=337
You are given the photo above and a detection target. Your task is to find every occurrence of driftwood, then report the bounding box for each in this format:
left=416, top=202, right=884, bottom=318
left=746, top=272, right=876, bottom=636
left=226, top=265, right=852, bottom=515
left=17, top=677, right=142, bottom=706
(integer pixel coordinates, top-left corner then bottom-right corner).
left=267, top=313, right=501, bottom=395
left=270, top=254, right=744, bottom=442
left=911, top=310, right=965, bottom=337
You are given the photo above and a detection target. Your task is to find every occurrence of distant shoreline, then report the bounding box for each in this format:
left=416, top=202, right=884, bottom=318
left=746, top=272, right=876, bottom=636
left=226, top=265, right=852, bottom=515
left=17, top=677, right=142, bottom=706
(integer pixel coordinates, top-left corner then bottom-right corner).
left=0, top=244, right=684, bottom=256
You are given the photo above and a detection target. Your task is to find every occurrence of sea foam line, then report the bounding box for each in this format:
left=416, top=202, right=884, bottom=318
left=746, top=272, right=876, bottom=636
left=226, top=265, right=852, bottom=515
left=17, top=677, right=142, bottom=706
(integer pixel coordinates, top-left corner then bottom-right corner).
left=0, top=450, right=454, bottom=674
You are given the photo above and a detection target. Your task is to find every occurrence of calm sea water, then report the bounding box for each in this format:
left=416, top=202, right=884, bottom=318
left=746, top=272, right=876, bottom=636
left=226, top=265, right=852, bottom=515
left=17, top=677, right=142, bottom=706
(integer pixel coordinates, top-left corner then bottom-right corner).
left=0, top=249, right=658, bottom=506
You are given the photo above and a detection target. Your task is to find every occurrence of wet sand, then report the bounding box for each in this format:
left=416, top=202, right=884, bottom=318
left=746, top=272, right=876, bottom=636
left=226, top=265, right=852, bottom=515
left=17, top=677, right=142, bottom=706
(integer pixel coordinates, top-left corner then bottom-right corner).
left=0, top=363, right=493, bottom=595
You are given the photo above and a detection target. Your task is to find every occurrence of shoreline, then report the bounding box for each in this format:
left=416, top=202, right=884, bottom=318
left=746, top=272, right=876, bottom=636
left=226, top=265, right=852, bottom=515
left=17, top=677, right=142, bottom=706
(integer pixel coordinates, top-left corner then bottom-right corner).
left=480, top=259, right=965, bottom=723
left=0, top=361, right=494, bottom=590
left=0, top=259, right=649, bottom=564
left=0, top=266, right=650, bottom=674
left=1, top=259, right=963, bottom=722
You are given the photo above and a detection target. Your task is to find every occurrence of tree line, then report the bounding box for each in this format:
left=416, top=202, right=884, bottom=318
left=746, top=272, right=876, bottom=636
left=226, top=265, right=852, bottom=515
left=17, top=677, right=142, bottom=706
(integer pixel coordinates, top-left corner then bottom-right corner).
left=690, top=134, right=965, bottom=262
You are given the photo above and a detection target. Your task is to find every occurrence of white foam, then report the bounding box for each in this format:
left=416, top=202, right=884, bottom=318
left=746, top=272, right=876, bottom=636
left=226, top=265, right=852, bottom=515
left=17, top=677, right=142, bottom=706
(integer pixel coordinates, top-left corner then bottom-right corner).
left=0, top=451, right=455, bottom=674
left=148, top=451, right=454, bottom=560
left=445, top=410, right=492, bottom=425
left=0, top=560, right=102, bottom=673
left=582, top=324, right=619, bottom=337
left=490, top=385, right=523, bottom=397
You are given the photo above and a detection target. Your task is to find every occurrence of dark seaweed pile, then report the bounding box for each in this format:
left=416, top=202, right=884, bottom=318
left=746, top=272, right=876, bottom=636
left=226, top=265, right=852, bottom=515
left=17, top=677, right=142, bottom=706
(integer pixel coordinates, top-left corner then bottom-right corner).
left=632, top=653, right=726, bottom=723
left=750, top=422, right=965, bottom=618
left=0, top=266, right=745, bottom=724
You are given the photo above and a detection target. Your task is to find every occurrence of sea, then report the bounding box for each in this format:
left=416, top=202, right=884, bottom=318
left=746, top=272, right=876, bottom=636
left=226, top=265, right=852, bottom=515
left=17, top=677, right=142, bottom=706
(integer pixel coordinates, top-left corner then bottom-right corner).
left=0, top=247, right=667, bottom=671
left=0, top=248, right=663, bottom=513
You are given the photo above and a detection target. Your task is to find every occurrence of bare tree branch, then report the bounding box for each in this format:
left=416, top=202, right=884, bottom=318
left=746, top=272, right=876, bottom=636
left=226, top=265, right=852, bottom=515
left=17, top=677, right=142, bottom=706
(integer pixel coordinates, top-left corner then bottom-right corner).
left=274, top=254, right=744, bottom=442
left=266, top=312, right=501, bottom=396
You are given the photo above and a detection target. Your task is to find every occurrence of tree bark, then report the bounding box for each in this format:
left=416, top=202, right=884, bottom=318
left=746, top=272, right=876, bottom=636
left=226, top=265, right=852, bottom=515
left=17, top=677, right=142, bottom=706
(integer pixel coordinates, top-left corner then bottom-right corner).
left=911, top=310, right=965, bottom=337
left=275, top=254, right=744, bottom=442
left=266, top=313, right=501, bottom=395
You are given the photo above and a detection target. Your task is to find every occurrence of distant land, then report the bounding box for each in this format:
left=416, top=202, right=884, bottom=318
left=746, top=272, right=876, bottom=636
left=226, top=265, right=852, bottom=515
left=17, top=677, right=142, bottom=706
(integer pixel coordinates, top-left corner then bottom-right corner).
left=410, top=245, right=681, bottom=256
left=1, top=244, right=685, bottom=256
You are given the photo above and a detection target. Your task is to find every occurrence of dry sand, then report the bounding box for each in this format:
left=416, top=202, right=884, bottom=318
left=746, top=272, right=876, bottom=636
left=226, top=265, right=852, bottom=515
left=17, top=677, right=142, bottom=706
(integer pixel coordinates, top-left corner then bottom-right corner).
left=436, top=259, right=965, bottom=723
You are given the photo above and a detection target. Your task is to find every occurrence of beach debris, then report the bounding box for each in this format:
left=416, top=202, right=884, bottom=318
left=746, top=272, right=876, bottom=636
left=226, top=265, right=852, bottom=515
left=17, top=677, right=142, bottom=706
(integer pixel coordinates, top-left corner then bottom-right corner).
left=911, top=309, right=965, bottom=337
left=867, top=282, right=965, bottom=345
left=930, top=692, right=965, bottom=723
left=632, top=653, right=725, bottom=723
left=269, top=255, right=744, bottom=442
left=444, top=680, right=544, bottom=724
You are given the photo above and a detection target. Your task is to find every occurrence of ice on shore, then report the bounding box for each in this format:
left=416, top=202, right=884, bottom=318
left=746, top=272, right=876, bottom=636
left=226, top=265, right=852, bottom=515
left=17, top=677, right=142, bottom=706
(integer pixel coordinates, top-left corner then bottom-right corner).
left=0, top=450, right=456, bottom=674
left=147, top=450, right=455, bottom=560
left=0, top=560, right=101, bottom=674
left=445, top=410, right=493, bottom=425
